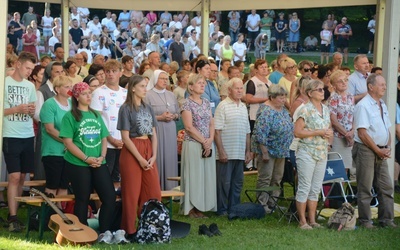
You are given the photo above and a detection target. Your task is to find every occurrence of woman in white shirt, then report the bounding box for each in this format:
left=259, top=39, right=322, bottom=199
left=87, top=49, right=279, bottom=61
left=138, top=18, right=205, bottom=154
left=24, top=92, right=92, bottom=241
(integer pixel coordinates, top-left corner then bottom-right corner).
left=232, top=33, right=247, bottom=63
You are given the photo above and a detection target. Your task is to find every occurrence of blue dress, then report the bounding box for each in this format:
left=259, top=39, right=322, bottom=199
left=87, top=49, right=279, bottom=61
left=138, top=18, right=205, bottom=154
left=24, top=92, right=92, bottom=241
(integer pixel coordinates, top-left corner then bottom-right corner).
left=289, top=20, right=300, bottom=42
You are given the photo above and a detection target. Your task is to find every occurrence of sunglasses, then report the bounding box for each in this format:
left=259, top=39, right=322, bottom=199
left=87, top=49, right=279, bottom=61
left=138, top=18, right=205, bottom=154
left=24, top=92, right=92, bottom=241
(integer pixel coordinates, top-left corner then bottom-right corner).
left=303, top=68, right=311, bottom=72
left=312, top=88, right=324, bottom=93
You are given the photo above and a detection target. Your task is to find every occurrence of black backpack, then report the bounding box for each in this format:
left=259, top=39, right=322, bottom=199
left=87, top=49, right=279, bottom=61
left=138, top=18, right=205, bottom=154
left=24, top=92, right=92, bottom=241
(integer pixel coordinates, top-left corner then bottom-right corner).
left=136, top=199, right=171, bottom=244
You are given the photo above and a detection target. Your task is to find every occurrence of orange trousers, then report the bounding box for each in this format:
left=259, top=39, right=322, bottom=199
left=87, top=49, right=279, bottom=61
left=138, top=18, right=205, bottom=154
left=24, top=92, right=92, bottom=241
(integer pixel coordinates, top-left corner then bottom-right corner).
left=119, top=138, right=161, bottom=234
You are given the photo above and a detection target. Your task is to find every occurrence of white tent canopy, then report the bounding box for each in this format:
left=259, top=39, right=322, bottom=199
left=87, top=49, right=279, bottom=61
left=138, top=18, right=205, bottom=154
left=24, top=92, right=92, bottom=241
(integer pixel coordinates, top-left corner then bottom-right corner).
left=13, top=0, right=376, bottom=11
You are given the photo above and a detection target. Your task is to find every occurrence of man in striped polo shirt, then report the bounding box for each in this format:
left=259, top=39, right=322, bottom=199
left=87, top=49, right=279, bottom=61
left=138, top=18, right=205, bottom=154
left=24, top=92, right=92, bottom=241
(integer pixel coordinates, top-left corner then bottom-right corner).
left=214, top=77, right=253, bottom=216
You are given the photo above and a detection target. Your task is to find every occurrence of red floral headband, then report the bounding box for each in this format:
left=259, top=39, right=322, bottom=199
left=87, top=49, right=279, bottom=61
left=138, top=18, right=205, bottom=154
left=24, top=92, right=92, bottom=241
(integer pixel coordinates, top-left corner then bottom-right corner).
left=72, top=82, right=90, bottom=98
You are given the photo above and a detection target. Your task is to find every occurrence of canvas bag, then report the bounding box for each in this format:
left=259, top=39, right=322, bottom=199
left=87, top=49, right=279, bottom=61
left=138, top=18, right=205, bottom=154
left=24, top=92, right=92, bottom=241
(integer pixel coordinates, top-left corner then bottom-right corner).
left=136, top=199, right=171, bottom=244
left=327, top=202, right=356, bottom=231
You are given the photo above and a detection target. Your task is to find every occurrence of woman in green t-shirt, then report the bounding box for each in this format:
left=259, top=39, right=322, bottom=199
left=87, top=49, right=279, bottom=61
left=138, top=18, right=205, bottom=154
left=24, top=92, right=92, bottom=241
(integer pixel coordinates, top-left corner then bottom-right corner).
left=59, top=82, right=116, bottom=235
left=40, top=75, right=72, bottom=199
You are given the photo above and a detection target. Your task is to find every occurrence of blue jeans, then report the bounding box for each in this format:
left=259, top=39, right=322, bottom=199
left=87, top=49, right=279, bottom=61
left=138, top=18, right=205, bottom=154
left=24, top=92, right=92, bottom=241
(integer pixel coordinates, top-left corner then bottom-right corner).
left=216, top=160, right=244, bottom=215
left=230, top=30, right=238, bottom=45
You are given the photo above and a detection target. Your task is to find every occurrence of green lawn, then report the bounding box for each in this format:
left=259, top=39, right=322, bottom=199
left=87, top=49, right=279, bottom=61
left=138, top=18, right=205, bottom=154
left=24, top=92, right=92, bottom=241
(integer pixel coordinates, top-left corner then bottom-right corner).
left=1, top=175, right=399, bottom=250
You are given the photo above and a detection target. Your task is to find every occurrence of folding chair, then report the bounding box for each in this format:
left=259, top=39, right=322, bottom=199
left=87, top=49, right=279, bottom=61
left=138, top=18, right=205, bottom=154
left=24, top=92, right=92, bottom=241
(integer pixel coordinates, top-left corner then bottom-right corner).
left=318, top=152, right=356, bottom=217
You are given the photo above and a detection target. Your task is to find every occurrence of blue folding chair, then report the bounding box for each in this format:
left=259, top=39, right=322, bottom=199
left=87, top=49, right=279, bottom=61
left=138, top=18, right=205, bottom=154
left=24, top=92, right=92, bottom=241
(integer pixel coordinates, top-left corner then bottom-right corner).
left=318, top=152, right=356, bottom=217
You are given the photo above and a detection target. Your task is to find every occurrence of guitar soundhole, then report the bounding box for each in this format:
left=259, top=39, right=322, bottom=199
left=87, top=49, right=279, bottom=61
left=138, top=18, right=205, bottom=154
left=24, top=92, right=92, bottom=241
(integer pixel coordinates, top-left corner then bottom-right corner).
left=64, top=219, right=74, bottom=225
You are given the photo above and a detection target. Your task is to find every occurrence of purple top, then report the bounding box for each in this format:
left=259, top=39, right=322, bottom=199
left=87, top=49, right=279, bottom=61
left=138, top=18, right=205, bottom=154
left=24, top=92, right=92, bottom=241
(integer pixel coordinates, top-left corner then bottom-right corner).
left=181, top=97, right=211, bottom=142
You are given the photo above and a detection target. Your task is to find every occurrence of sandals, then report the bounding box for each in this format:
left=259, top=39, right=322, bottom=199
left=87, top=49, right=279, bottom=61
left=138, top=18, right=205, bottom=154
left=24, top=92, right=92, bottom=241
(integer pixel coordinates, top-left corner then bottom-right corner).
left=299, top=223, right=313, bottom=230
left=309, top=223, right=323, bottom=228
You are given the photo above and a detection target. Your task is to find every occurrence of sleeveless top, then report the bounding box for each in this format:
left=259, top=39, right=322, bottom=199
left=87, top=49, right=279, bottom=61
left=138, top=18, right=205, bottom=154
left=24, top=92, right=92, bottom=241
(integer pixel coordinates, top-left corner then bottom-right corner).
left=221, top=46, right=234, bottom=61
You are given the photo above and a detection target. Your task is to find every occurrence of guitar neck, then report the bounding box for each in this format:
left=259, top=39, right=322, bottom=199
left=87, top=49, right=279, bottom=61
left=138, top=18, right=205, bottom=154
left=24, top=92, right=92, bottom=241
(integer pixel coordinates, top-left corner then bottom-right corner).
left=30, top=188, right=69, bottom=221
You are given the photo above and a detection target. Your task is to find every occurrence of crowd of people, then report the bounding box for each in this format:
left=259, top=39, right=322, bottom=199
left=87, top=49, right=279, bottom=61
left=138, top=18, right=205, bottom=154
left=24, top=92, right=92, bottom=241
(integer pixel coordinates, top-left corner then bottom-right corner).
left=2, top=7, right=399, bottom=242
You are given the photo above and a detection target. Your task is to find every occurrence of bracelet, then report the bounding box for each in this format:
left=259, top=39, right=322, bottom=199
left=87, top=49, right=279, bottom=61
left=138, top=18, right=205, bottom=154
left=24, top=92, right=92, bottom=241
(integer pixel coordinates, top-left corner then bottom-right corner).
left=83, top=156, right=89, bottom=162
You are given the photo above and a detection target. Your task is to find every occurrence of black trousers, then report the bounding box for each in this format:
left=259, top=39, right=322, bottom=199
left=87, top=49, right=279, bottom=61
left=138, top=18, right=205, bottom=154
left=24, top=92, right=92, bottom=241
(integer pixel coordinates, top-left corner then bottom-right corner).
left=66, top=162, right=116, bottom=233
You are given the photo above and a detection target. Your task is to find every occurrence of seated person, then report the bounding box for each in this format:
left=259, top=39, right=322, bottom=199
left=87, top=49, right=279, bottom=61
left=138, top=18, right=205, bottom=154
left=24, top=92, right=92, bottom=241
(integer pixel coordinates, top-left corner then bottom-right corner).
left=303, top=34, right=318, bottom=51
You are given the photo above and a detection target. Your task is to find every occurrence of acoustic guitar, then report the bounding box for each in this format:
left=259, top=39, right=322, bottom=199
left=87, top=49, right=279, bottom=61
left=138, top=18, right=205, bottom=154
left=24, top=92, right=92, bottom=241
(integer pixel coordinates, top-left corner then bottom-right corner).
left=29, top=188, right=98, bottom=246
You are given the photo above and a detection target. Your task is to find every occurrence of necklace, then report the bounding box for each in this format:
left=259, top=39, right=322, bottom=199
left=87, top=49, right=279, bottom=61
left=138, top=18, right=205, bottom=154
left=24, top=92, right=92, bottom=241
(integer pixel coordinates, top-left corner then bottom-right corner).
left=152, top=88, right=170, bottom=110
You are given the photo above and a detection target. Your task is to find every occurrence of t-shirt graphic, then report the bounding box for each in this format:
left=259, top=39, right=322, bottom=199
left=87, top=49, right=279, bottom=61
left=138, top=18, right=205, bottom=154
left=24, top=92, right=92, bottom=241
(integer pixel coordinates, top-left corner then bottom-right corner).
left=137, top=108, right=153, bottom=135
left=78, top=118, right=103, bottom=148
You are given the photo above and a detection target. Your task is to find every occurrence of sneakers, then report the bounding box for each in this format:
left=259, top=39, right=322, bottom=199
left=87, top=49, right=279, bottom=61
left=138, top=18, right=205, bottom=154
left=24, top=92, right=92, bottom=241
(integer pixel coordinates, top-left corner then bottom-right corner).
left=98, top=230, right=113, bottom=244
left=8, top=216, right=25, bottom=233
left=112, top=229, right=130, bottom=244
left=9, top=220, right=23, bottom=232
left=379, top=221, right=398, bottom=228
left=359, top=222, right=376, bottom=229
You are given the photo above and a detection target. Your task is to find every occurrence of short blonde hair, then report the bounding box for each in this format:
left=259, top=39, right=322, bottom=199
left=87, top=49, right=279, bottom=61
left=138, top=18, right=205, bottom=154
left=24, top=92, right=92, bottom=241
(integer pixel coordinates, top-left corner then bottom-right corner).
left=187, top=74, right=205, bottom=94
left=280, top=57, right=297, bottom=72
left=53, top=75, right=72, bottom=94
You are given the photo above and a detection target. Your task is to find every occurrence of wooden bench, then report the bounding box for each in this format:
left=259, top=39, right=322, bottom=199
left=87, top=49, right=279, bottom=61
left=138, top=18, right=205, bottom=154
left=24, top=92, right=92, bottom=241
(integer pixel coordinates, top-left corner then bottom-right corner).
left=0, top=180, right=46, bottom=188
left=167, top=170, right=258, bottom=182
left=15, top=190, right=184, bottom=240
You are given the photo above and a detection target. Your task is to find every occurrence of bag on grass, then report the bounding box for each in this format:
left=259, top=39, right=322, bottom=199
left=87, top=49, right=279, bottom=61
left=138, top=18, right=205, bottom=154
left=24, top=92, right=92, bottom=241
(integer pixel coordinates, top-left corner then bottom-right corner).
left=136, top=199, right=171, bottom=244
left=327, top=202, right=356, bottom=231
left=228, top=202, right=265, bottom=220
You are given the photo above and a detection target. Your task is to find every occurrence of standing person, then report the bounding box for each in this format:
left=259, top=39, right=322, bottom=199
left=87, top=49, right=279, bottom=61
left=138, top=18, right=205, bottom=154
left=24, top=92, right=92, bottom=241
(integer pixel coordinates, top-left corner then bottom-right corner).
left=40, top=75, right=72, bottom=198
left=232, top=33, right=247, bottom=63
left=334, top=17, right=352, bottom=65
left=229, top=12, right=240, bottom=44
left=173, top=70, right=190, bottom=107
left=59, top=82, right=116, bottom=235
left=64, top=60, right=83, bottom=85
left=252, top=85, right=293, bottom=213
left=41, top=9, right=53, bottom=54
left=322, top=14, right=337, bottom=53
left=288, top=12, right=301, bottom=53
left=320, top=23, right=332, bottom=64
left=348, top=54, right=370, bottom=103
left=275, top=12, right=288, bottom=53
left=169, top=32, right=185, bottom=66
left=327, top=70, right=355, bottom=179
left=91, top=60, right=127, bottom=185
left=3, top=52, right=37, bottom=232
left=352, top=74, right=397, bottom=229
left=195, top=60, right=220, bottom=116
left=246, top=59, right=271, bottom=133
left=246, top=10, right=261, bottom=51
left=145, top=70, right=180, bottom=190
left=367, top=14, right=376, bottom=54
left=278, top=57, right=297, bottom=107
left=269, top=53, right=288, bottom=84
left=260, top=11, right=273, bottom=52
left=220, top=35, right=234, bottom=63
left=294, top=79, right=333, bottom=230
left=117, top=75, right=161, bottom=238
left=181, top=74, right=217, bottom=218
left=21, top=25, right=38, bottom=60
left=9, top=12, right=25, bottom=54
left=21, top=6, right=37, bottom=29
left=214, top=78, right=252, bottom=216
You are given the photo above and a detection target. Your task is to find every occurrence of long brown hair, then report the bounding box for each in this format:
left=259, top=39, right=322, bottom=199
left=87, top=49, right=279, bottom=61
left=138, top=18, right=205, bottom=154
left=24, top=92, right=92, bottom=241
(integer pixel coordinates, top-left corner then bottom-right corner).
left=124, top=75, right=147, bottom=111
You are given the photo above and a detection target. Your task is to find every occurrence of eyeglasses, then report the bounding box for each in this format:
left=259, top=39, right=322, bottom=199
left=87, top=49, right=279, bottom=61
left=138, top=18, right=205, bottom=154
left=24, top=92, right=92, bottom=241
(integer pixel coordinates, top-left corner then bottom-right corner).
left=312, top=88, right=324, bottom=93
left=159, top=77, right=169, bottom=81
left=287, top=65, right=297, bottom=70
left=303, top=68, right=311, bottom=72
left=95, top=72, right=105, bottom=77
left=324, top=74, right=331, bottom=78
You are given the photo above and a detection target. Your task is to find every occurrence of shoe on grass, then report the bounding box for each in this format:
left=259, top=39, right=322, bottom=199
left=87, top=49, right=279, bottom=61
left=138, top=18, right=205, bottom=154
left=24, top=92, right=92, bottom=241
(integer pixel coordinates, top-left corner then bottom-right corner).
left=209, top=223, right=222, bottom=236
left=198, top=224, right=213, bottom=237
left=98, top=230, right=113, bottom=244
left=113, top=229, right=129, bottom=244
left=8, top=220, right=23, bottom=232
left=379, top=221, right=398, bottom=228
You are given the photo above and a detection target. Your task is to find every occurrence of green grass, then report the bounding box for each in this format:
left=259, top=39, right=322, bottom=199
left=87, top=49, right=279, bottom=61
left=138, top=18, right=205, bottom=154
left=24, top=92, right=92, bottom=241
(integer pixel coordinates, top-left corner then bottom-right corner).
left=1, top=175, right=400, bottom=249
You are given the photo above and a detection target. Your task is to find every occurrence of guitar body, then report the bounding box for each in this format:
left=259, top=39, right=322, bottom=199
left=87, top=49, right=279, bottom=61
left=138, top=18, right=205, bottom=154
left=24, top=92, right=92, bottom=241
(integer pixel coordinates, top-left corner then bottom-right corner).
left=49, top=213, right=98, bottom=246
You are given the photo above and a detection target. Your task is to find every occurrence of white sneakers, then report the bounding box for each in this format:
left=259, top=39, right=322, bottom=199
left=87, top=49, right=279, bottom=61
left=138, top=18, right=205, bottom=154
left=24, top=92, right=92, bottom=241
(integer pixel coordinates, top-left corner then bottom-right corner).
left=98, top=230, right=113, bottom=244
left=113, top=229, right=130, bottom=244
left=98, top=229, right=129, bottom=244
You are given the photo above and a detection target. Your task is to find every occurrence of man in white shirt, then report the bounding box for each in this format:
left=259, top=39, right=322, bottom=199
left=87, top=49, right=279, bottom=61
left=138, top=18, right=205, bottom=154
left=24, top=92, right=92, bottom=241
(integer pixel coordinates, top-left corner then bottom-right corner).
left=303, top=34, right=318, bottom=51
left=169, top=15, right=183, bottom=32
left=87, top=15, right=102, bottom=36
left=70, top=7, right=80, bottom=26
left=77, top=7, right=89, bottom=24
left=348, top=54, right=370, bottom=103
left=102, top=10, right=112, bottom=26
left=48, top=29, right=61, bottom=57
left=353, top=74, right=397, bottom=229
left=246, top=10, right=261, bottom=51
left=367, top=14, right=375, bottom=54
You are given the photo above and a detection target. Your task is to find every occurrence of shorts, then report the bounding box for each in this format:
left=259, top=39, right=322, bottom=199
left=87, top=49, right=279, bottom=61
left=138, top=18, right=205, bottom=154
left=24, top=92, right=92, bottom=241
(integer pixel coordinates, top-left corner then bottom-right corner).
left=368, top=31, right=374, bottom=42
left=336, top=38, right=349, bottom=49
left=275, top=30, right=286, bottom=40
left=320, top=44, right=330, bottom=52
left=42, top=156, right=69, bottom=189
left=3, top=137, right=35, bottom=174
left=43, top=28, right=52, bottom=37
